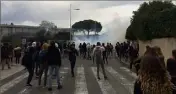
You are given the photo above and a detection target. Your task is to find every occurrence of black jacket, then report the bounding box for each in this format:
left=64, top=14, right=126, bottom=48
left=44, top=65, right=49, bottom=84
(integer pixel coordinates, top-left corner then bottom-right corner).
left=46, top=46, right=61, bottom=66
left=167, top=58, right=176, bottom=78
left=22, top=46, right=35, bottom=67
left=69, top=48, right=78, bottom=62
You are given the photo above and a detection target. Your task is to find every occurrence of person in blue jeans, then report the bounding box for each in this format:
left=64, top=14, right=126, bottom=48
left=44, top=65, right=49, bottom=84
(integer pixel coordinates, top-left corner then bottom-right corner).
left=46, top=41, right=62, bottom=91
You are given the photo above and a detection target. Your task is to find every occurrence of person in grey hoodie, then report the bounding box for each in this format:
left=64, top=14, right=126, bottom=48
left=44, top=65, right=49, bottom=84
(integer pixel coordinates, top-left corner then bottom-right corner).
left=93, top=42, right=107, bottom=80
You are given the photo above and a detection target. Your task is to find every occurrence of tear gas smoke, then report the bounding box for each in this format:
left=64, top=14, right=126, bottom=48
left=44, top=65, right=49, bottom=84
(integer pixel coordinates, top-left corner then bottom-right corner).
left=73, top=16, right=130, bottom=48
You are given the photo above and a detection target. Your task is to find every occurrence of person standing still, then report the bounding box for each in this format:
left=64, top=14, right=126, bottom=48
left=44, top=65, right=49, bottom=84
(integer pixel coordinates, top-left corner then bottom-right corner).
left=93, top=42, right=107, bottom=80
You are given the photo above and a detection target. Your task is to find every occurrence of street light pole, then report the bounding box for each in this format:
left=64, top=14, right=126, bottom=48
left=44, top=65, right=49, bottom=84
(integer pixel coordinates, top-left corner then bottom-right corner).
left=69, top=4, right=72, bottom=42
left=69, top=4, right=80, bottom=42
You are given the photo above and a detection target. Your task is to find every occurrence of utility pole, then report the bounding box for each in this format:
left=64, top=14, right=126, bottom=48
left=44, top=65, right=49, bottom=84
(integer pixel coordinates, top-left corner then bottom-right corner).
left=69, top=4, right=80, bottom=42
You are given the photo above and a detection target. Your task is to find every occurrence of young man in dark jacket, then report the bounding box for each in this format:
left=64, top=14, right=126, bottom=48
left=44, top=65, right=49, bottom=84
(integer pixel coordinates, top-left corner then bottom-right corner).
left=46, top=41, right=62, bottom=91
left=68, top=44, right=78, bottom=77
left=22, top=42, right=35, bottom=86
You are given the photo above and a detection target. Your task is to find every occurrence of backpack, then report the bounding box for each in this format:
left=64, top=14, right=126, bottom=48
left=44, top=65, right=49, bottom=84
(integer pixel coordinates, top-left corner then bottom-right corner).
left=94, top=47, right=103, bottom=60
left=38, top=50, right=47, bottom=64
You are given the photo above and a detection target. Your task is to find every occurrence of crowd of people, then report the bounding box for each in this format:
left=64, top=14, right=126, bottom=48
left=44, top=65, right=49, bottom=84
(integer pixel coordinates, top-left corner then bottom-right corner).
left=1, top=43, right=22, bottom=70
left=1, top=40, right=176, bottom=93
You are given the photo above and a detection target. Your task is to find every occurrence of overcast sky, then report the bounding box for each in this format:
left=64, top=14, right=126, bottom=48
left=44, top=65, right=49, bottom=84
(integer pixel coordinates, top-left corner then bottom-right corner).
left=2, top=1, right=175, bottom=40
left=1, top=1, right=144, bottom=26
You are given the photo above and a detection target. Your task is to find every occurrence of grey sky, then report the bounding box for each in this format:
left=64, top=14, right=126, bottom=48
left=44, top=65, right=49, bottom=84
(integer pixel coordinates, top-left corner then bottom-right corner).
left=1, top=1, right=146, bottom=41
left=1, top=1, right=143, bottom=27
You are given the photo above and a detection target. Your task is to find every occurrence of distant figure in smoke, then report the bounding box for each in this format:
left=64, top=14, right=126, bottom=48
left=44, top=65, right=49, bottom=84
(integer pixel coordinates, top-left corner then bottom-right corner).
left=87, top=43, right=91, bottom=60
left=92, top=44, right=96, bottom=64
left=68, top=44, right=78, bottom=77
left=79, top=43, right=83, bottom=57
left=82, top=42, right=87, bottom=59
left=102, top=43, right=108, bottom=64
left=93, top=42, right=107, bottom=80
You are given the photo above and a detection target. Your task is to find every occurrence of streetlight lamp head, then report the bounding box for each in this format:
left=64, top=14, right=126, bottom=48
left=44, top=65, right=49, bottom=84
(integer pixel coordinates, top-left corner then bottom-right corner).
left=74, top=9, right=80, bottom=10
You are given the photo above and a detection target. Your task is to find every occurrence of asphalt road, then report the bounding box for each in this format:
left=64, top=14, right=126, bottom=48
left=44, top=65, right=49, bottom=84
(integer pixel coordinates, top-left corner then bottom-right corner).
left=0, top=56, right=137, bottom=94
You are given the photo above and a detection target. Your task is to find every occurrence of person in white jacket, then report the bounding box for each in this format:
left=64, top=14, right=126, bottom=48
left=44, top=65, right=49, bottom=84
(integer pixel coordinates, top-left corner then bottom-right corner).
left=93, top=42, right=107, bottom=80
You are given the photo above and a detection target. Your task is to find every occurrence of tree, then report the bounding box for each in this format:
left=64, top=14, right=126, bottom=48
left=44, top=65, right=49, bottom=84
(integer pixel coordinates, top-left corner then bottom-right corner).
left=125, top=1, right=175, bottom=41
left=39, top=20, right=57, bottom=32
left=72, top=19, right=102, bottom=37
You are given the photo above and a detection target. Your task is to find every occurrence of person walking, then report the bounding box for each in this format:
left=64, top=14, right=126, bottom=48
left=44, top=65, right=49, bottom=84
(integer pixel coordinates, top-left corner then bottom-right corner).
left=38, top=43, right=49, bottom=87
left=68, top=43, right=78, bottom=77
left=102, top=43, right=108, bottom=64
left=1, top=43, right=11, bottom=70
left=14, top=46, right=22, bottom=64
left=46, top=41, right=62, bottom=91
left=22, top=42, right=35, bottom=86
left=93, top=42, right=107, bottom=80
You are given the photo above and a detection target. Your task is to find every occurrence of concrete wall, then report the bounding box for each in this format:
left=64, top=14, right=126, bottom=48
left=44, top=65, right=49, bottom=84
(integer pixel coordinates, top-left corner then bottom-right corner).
left=138, top=38, right=176, bottom=61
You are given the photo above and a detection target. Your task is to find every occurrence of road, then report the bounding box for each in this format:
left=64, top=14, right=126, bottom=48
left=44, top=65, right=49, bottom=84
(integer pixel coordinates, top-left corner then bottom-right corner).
left=0, top=57, right=137, bottom=94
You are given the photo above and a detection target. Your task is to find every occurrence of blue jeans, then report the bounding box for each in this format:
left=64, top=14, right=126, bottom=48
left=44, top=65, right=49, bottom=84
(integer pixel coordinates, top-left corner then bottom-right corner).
left=48, top=65, right=61, bottom=88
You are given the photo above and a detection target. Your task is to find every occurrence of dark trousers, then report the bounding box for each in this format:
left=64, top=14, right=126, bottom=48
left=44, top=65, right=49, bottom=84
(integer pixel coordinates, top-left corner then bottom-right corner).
left=35, top=62, right=40, bottom=76
left=96, top=59, right=107, bottom=77
left=70, top=60, right=76, bottom=76
left=103, top=55, right=108, bottom=64
left=26, top=66, right=34, bottom=84
left=38, top=63, right=48, bottom=86
left=1, top=57, right=10, bottom=70
left=16, top=57, right=20, bottom=64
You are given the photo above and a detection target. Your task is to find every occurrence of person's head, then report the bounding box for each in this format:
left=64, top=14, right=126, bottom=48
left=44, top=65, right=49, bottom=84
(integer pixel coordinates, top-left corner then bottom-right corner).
left=50, top=41, right=55, bottom=47
left=138, top=55, right=172, bottom=94
left=71, top=44, right=75, bottom=48
left=42, top=43, right=49, bottom=50
left=172, top=49, right=176, bottom=59
left=146, top=45, right=150, bottom=50
left=32, top=42, right=36, bottom=47
left=97, top=42, right=101, bottom=46
left=55, top=43, right=58, bottom=48
left=153, top=46, right=163, bottom=56
left=102, top=43, right=105, bottom=46
left=144, top=47, right=156, bottom=56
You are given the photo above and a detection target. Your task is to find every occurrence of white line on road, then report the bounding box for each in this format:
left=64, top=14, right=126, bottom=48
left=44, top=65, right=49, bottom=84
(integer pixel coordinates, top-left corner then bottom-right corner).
left=106, top=67, right=134, bottom=94
left=18, top=67, right=69, bottom=94
left=91, top=67, right=117, bottom=94
left=120, top=67, right=137, bottom=79
left=0, top=65, right=25, bottom=80
left=0, top=72, right=28, bottom=94
left=74, top=65, right=88, bottom=94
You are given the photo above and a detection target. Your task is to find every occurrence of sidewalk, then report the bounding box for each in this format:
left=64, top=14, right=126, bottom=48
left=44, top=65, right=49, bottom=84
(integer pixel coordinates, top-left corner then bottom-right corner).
left=0, top=64, right=25, bottom=80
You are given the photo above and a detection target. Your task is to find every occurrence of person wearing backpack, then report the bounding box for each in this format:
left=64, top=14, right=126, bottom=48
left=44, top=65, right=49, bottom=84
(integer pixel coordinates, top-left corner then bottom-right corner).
left=93, top=42, right=107, bottom=80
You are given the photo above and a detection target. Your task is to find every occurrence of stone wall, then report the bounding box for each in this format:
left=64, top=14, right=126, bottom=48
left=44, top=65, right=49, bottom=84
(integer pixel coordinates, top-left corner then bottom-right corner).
left=138, top=38, right=176, bottom=61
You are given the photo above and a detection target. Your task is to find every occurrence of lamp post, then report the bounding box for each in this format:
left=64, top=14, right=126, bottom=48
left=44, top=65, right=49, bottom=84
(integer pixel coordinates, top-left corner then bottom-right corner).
left=69, top=4, right=80, bottom=42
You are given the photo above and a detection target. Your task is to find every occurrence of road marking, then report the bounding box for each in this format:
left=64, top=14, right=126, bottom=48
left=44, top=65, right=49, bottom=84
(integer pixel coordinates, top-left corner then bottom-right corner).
left=91, top=67, right=117, bottom=94
left=0, top=65, right=25, bottom=80
left=120, top=67, right=137, bottom=79
left=0, top=72, right=28, bottom=94
left=18, top=67, right=69, bottom=94
left=106, top=67, right=134, bottom=94
left=74, top=65, right=88, bottom=94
